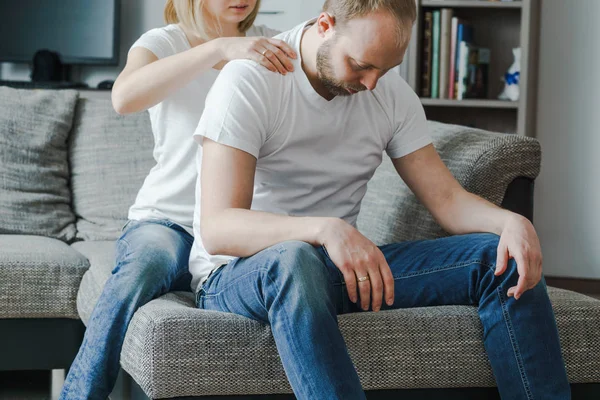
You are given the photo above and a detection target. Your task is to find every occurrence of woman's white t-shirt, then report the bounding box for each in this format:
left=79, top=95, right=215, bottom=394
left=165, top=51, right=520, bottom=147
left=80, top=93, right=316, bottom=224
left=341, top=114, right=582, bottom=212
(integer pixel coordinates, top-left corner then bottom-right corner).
left=127, top=24, right=280, bottom=235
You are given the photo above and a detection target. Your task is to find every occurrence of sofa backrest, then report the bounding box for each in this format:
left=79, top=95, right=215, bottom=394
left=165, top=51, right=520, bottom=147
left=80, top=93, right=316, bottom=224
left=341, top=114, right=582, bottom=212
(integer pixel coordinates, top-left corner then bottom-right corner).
left=69, top=91, right=154, bottom=241
left=0, top=87, right=79, bottom=242
left=0, top=89, right=540, bottom=244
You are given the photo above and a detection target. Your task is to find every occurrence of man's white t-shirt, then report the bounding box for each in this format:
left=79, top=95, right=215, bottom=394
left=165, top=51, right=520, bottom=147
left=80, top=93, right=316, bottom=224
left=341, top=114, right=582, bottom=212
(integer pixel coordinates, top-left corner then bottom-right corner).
left=189, top=20, right=432, bottom=292
left=127, top=24, right=280, bottom=234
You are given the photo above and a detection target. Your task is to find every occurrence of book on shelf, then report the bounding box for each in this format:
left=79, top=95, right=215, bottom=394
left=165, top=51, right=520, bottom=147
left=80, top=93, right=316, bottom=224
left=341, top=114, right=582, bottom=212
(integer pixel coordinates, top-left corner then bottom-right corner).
left=454, top=21, right=473, bottom=98
left=420, top=11, right=433, bottom=97
left=457, top=43, right=490, bottom=100
left=466, top=47, right=490, bottom=98
left=420, top=7, right=496, bottom=102
left=430, top=10, right=441, bottom=99
left=456, top=41, right=469, bottom=100
left=439, top=9, right=453, bottom=99
left=448, top=16, right=459, bottom=99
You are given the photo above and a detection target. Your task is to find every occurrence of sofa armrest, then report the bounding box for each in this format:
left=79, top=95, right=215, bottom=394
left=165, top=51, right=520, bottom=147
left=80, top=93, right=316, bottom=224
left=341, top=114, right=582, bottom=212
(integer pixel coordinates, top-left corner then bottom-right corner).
left=358, top=121, right=541, bottom=244
left=429, top=121, right=541, bottom=210
left=502, top=177, right=535, bottom=222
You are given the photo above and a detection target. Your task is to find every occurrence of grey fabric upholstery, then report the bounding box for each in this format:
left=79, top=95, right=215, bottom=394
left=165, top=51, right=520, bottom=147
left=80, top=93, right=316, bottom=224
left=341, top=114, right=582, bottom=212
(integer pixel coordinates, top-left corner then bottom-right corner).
left=357, top=121, right=542, bottom=245
left=0, top=88, right=79, bottom=242
left=121, top=288, right=600, bottom=398
left=72, top=241, right=117, bottom=325
left=0, top=235, right=89, bottom=319
left=69, top=96, right=155, bottom=241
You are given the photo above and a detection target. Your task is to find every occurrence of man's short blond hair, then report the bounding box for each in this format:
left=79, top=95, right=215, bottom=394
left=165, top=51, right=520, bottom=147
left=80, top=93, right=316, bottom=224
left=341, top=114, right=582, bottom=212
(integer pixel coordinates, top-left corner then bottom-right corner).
left=322, top=0, right=417, bottom=46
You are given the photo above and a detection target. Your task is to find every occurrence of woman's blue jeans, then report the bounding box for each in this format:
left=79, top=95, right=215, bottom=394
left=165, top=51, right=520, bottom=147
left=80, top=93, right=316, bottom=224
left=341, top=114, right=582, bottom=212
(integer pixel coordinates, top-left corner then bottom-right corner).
left=196, top=233, right=570, bottom=400
left=60, top=219, right=193, bottom=400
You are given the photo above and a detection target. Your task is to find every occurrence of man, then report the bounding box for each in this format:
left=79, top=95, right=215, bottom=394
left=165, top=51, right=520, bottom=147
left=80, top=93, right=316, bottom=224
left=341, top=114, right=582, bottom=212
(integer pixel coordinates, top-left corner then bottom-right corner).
left=189, top=0, right=570, bottom=399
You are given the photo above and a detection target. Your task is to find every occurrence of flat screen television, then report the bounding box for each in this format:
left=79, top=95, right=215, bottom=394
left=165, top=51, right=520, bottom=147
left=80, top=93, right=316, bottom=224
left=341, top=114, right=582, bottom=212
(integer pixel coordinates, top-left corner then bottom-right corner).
left=0, top=0, right=120, bottom=65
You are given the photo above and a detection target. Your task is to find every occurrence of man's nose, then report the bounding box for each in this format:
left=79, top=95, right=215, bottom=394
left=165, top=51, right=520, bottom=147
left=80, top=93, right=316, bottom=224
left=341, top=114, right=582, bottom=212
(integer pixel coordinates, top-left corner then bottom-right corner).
left=360, top=70, right=380, bottom=91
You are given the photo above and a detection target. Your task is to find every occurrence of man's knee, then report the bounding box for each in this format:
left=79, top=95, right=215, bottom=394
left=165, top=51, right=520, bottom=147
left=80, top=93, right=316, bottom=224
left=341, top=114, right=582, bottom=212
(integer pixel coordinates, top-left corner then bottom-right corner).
left=264, top=241, right=329, bottom=293
left=261, top=241, right=334, bottom=316
left=470, top=233, right=501, bottom=263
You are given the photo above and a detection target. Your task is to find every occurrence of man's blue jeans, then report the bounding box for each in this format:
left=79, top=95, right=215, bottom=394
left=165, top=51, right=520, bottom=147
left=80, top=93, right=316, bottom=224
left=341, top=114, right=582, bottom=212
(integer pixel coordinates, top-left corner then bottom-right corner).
left=196, top=233, right=570, bottom=400
left=60, top=219, right=193, bottom=400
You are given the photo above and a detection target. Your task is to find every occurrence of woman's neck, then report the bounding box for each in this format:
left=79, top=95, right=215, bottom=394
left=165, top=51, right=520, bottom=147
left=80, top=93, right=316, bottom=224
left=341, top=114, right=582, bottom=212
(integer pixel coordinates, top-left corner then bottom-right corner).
left=180, top=22, right=244, bottom=48
left=214, top=23, right=245, bottom=38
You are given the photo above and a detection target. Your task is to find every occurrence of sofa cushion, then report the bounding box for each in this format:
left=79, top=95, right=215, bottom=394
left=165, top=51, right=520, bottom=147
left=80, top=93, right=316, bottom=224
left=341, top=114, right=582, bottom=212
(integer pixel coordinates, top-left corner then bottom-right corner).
left=0, top=235, right=89, bottom=319
left=69, top=92, right=154, bottom=241
left=121, top=288, right=600, bottom=398
left=0, top=88, right=79, bottom=242
left=357, top=121, right=542, bottom=245
left=72, top=241, right=116, bottom=325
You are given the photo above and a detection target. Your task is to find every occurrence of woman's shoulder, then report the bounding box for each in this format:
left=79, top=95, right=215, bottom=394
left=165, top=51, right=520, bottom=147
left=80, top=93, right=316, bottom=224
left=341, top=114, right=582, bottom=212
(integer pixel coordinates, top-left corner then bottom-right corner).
left=137, top=24, right=186, bottom=44
left=131, top=24, right=189, bottom=58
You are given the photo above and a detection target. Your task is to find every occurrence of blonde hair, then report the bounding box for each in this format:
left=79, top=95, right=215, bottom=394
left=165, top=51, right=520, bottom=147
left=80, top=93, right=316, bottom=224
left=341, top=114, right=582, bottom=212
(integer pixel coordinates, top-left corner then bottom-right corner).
left=322, top=0, right=416, bottom=46
left=164, top=0, right=261, bottom=39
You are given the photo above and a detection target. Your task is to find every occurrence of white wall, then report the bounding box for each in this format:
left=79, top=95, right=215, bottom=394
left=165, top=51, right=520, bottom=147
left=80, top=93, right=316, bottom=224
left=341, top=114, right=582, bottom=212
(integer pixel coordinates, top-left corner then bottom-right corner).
left=256, top=0, right=324, bottom=31
left=534, top=0, right=600, bottom=279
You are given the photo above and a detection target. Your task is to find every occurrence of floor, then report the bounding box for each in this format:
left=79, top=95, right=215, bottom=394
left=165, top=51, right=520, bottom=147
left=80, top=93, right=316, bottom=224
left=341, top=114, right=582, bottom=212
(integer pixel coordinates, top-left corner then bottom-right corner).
left=2, top=293, right=599, bottom=400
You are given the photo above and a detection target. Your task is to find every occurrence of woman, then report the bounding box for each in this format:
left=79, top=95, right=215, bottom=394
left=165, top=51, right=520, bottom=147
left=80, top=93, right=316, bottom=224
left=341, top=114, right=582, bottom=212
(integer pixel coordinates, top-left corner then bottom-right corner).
left=60, top=1, right=295, bottom=398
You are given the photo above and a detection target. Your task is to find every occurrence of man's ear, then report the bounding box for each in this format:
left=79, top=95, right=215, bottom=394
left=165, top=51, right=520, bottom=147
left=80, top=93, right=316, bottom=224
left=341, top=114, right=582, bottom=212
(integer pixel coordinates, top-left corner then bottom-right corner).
left=316, top=12, right=336, bottom=38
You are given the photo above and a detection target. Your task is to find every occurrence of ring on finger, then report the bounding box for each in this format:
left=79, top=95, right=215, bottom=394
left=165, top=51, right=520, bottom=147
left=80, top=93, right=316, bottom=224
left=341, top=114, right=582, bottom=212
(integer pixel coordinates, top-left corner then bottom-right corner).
left=262, top=49, right=269, bottom=56
left=357, top=275, right=370, bottom=283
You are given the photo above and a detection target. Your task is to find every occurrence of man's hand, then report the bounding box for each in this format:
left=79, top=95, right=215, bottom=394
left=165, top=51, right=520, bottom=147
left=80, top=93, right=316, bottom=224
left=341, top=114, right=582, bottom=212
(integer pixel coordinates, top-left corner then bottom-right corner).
left=320, top=219, right=394, bottom=312
left=494, top=214, right=543, bottom=300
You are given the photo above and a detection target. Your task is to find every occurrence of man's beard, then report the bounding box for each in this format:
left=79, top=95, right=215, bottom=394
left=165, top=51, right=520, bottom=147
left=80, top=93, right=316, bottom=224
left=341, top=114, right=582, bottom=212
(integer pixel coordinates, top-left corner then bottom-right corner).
left=316, top=37, right=365, bottom=97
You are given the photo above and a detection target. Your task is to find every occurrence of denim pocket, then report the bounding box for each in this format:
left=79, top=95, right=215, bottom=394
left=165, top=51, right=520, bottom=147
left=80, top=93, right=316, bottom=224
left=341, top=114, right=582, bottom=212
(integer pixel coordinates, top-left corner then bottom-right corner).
left=318, top=245, right=346, bottom=285
left=195, top=288, right=205, bottom=308
left=196, top=263, right=227, bottom=307
left=121, top=220, right=133, bottom=232
left=146, top=218, right=175, bottom=228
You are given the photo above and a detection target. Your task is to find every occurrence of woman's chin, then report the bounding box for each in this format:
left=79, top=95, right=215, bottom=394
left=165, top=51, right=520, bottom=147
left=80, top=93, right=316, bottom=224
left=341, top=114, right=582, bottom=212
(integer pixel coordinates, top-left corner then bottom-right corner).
left=221, top=13, right=250, bottom=25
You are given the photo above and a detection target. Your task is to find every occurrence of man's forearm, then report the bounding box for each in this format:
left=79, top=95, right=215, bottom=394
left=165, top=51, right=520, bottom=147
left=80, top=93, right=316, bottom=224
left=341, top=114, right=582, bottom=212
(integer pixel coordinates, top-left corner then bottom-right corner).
left=201, top=209, right=333, bottom=257
left=438, top=189, right=519, bottom=236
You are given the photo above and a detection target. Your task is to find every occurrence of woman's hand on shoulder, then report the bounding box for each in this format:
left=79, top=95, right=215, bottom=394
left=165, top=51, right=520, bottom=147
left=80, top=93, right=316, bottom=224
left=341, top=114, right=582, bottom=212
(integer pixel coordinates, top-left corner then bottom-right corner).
left=217, top=36, right=297, bottom=74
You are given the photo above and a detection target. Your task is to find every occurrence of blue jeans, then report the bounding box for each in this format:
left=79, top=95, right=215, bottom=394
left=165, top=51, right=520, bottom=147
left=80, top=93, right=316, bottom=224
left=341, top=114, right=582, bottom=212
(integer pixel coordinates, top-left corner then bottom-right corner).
left=196, top=233, right=570, bottom=400
left=60, top=219, right=193, bottom=400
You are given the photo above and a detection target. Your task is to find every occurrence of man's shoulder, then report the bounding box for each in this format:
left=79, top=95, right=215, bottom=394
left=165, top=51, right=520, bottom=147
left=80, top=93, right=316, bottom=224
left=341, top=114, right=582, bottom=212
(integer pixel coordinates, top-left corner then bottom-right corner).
left=222, top=59, right=283, bottom=81
left=273, top=26, right=299, bottom=44
left=375, top=71, right=416, bottom=102
left=371, top=71, right=422, bottom=113
left=218, top=59, right=290, bottom=98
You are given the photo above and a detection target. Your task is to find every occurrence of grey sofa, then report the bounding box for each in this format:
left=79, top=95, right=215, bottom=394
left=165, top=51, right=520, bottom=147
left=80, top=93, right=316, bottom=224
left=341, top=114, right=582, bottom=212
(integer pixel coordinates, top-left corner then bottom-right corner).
left=1, top=88, right=599, bottom=400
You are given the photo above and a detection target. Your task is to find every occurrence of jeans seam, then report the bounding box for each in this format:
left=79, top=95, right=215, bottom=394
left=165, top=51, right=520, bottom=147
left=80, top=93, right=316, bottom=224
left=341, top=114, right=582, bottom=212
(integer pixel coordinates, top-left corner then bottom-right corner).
left=498, top=286, right=533, bottom=400
left=391, top=259, right=494, bottom=281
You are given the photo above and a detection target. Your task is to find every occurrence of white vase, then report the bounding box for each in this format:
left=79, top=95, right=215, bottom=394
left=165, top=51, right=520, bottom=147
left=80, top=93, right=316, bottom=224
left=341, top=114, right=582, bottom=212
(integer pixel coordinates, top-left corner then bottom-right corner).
left=498, top=47, right=521, bottom=101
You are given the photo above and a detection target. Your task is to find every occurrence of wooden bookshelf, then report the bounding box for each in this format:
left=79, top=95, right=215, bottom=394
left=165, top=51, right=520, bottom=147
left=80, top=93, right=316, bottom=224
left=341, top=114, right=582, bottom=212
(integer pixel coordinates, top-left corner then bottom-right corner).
left=422, top=0, right=523, bottom=9
left=407, top=0, right=540, bottom=136
left=420, top=99, right=519, bottom=108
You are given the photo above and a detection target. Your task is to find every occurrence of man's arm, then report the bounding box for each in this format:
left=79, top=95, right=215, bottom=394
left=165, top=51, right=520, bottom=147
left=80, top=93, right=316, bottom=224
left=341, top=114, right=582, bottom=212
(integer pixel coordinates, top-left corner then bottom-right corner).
left=199, top=138, right=325, bottom=257
left=392, top=145, right=543, bottom=300
left=391, top=144, right=512, bottom=236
